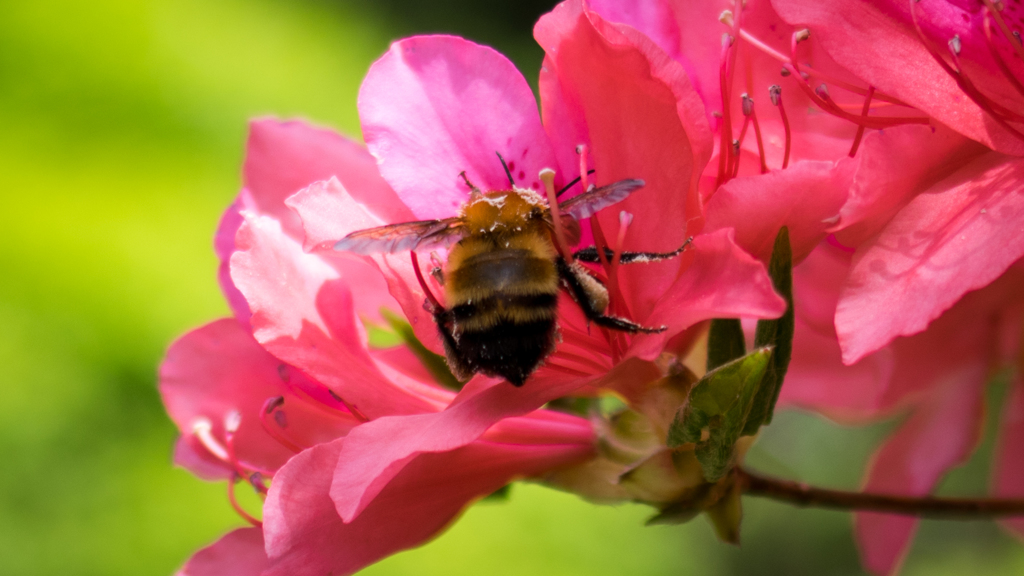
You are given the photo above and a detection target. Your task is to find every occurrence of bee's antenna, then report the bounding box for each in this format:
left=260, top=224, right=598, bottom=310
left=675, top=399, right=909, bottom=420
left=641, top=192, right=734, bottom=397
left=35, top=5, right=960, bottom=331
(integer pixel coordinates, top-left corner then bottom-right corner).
left=459, top=171, right=482, bottom=194
left=495, top=151, right=515, bottom=186
left=555, top=169, right=596, bottom=197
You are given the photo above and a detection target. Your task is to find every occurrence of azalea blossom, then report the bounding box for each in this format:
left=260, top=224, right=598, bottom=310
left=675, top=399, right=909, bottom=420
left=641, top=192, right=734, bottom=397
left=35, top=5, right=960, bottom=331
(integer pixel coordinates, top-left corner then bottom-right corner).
left=159, top=1, right=793, bottom=572
left=591, top=0, right=1024, bottom=573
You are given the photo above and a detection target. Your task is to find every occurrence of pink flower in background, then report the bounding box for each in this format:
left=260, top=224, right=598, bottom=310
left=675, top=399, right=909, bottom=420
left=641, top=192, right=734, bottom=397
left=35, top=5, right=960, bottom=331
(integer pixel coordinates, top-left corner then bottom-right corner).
left=593, top=0, right=1024, bottom=573
left=159, top=1, right=792, bottom=571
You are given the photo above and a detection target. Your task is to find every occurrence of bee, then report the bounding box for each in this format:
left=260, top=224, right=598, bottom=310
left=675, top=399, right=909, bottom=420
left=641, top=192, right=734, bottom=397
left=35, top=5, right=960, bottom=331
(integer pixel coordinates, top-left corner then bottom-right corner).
left=334, top=155, right=690, bottom=386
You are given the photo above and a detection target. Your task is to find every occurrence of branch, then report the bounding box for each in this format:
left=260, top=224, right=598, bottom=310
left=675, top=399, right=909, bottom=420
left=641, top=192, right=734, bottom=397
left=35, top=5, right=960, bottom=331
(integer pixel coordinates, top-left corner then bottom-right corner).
left=737, top=467, right=1024, bottom=518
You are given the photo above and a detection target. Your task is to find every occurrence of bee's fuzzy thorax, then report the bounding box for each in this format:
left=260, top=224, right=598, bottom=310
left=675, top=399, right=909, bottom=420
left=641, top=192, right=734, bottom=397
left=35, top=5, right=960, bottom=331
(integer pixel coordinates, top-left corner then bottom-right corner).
left=460, top=188, right=549, bottom=236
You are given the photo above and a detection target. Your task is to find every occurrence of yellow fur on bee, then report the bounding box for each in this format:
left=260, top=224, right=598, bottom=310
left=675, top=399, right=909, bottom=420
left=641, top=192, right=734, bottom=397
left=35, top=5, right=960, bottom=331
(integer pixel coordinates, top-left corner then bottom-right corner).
left=444, top=189, right=561, bottom=307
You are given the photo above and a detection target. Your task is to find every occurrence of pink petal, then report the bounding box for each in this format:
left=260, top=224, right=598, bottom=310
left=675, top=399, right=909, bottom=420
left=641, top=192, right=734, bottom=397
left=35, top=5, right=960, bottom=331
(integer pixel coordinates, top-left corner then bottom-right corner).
left=359, top=35, right=557, bottom=220
left=263, top=435, right=592, bottom=576
left=777, top=244, right=895, bottom=421
left=631, top=229, right=787, bottom=359
left=855, top=371, right=986, bottom=575
left=172, top=435, right=232, bottom=481
left=770, top=0, right=1024, bottom=155
left=536, top=0, right=713, bottom=315
left=214, top=196, right=253, bottom=325
left=330, top=391, right=599, bottom=523
left=230, top=213, right=441, bottom=418
left=836, top=154, right=1024, bottom=363
left=284, top=176, right=442, bottom=348
left=835, top=125, right=987, bottom=247
left=706, top=160, right=850, bottom=264
left=285, top=177, right=400, bottom=252
left=160, top=319, right=357, bottom=475
left=243, top=119, right=409, bottom=238
left=994, top=378, right=1024, bottom=537
left=176, top=528, right=269, bottom=576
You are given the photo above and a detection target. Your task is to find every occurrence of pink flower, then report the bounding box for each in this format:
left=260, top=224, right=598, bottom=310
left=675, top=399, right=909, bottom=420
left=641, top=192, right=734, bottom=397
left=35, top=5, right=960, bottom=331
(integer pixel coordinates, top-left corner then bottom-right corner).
left=161, top=3, right=789, bottom=572
left=590, top=0, right=1024, bottom=573
left=163, top=121, right=597, bottom=576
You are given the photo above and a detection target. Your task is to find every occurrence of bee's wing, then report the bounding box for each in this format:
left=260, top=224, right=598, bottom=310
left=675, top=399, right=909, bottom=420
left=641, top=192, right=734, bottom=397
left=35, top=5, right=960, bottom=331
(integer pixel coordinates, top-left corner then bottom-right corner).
left=558, top=178, right=645, bottom=220
left=333, top=217, right=464, bottom=255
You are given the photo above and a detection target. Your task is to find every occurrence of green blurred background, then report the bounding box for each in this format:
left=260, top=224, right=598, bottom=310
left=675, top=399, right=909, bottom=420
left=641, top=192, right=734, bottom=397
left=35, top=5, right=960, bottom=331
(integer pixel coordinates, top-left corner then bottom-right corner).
left=1, top=0, right=1022, bottom=574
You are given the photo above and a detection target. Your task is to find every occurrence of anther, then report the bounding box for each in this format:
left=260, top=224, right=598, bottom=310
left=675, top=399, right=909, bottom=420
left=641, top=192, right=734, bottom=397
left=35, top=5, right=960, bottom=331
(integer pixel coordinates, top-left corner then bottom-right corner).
left=794, top=29, right=810, bottom=43
left=1014, top=31, right=1021, bottom=45
left=722, top=32, right=734, bottom=48
left=741, top=93, right=754, bottom=116
left=540, top=168, right=572, bottom=260
left=815, top=84, right=830, bottom=100
left=259, top=396, right=304, bottom=453
left=948, top=35, right=962, bottom=56
left=769, top=84, right=781, bottom=106
left=719, top=9, right=734, bottom=26
left=780, top=67, right=791, bottom=77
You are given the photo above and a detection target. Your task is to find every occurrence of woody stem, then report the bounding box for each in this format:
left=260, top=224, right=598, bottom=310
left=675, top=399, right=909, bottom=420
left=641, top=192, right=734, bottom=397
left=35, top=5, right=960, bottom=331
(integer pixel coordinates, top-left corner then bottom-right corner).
left=737, top=467, right=1024, bottom=518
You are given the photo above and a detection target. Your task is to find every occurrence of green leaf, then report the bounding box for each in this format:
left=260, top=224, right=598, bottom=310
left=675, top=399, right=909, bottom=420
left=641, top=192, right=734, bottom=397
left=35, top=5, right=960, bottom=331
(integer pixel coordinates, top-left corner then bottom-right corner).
left=704, top=479, right=743, bottom=545
left=706, top=318, right=746, bottom=371
left=667, top=348, right=773, bottom=481
left=380, top=309, right=463, bottom=390
left=743, top=227, right=794, bottom=436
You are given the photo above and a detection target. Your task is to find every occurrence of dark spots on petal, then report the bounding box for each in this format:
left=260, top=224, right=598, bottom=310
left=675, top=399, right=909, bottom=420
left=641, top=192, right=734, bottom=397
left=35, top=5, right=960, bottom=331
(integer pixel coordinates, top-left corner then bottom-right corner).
left=531, top=181, right=540, bottom=189
left=962, top=13, right=970, bottom=22
left=518, top=170, right=525, bottom=180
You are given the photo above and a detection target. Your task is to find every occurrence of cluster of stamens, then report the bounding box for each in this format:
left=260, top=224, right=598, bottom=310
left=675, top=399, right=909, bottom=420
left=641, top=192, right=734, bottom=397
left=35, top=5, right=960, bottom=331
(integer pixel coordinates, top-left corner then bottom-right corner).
left=188, top=383, right=367, bottom=525
left=712, top=0, right=1024, bottom=192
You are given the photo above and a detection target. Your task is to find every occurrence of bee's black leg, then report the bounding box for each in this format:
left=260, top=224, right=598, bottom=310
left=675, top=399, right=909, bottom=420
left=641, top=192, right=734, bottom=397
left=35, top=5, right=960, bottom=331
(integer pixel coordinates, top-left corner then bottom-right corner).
left=591, top=314, right=666, bottom=334
left=556, top=257, right=666, bottom=334
left=572, top=237, right=693, bottom=264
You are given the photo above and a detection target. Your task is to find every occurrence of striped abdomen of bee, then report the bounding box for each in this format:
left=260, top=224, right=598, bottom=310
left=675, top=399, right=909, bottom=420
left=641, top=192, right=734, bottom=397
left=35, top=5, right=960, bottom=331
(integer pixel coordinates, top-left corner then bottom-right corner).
left=437, top=191, right=561, bottom=386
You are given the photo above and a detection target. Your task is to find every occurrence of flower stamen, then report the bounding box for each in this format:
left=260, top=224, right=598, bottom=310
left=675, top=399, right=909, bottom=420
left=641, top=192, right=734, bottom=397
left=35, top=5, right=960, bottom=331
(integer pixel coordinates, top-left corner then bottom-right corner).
left=742, top=93, right=768, bottom=173
left=984, top=8, right=1024, bottom=100
left=908, top=0, right=1024, bottom=142
left=982, top=0, right=1024, bottom=65
left=227, top=473, right=263, bottom=527
left=540, top=168, right=572, bottom=260
left=410, top=251, right=444, bottom=313
left=848, top=86, right=875, bottom=157
left=769, top=85, right=791, bottom=169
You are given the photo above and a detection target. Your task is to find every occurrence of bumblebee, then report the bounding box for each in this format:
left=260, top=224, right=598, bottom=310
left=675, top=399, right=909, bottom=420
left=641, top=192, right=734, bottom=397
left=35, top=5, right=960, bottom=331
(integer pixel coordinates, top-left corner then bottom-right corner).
left=334, top=156, right=690, bottom=386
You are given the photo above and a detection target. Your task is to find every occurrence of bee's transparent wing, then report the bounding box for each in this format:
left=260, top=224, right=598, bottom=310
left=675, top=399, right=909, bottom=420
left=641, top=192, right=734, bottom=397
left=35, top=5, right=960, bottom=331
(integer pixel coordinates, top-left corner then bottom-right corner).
left=558, top=178, right=645, bottom=220
left=333, top=217, right=464, bottom=255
